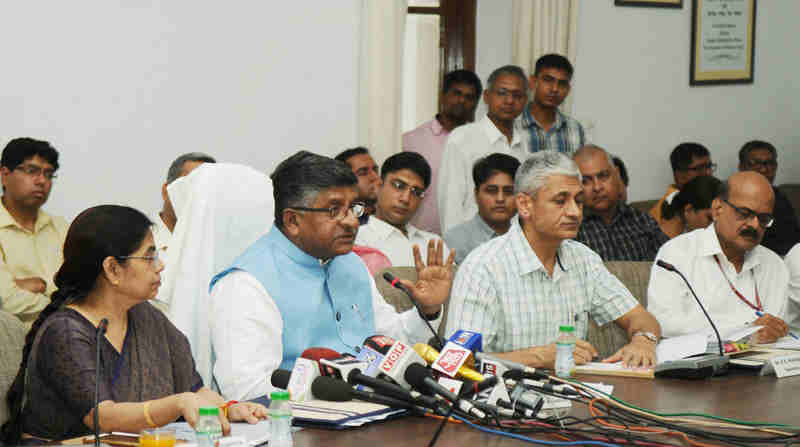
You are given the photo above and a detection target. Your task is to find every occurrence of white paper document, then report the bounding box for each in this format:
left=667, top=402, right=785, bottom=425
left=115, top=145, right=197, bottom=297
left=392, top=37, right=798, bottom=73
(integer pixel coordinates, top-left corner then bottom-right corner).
left=656, top=333, right=707, bottom=363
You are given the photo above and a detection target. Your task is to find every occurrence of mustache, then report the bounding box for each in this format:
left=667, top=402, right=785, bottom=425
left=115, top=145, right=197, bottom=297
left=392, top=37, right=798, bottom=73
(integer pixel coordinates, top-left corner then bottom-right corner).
left=739, top=228, right=759, bottom=240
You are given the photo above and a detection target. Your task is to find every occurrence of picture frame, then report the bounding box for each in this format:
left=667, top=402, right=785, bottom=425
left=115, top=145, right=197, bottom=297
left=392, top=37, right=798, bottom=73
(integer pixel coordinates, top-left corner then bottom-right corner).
left=690, top=0, right=756, bottom=85
left=614, top=0, right=682, bottom=8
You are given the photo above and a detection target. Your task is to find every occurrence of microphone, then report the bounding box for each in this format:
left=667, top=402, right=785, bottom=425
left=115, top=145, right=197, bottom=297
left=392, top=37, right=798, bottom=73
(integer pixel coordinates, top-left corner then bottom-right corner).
left=377, top=341, right=427, bottom=389
left=94, top=318, right=108, bottom=447
left=382, top=272, right=446, bottom=348
left=310, top=376, right=419, bottom=410
left=504, top=377, right=578, bottom=396
left=509, top=384, right=545, bottom=414
left=404, top=363, right=486, bottom=419
left=458, top=375, right=498, bottom=399
left=270, top=369, right=292, bottom=389
left=655, top=260, right=729, bottom=378
left=474, top=352, right=549, bottom=381
left=413, top=343, right=485, bottom=382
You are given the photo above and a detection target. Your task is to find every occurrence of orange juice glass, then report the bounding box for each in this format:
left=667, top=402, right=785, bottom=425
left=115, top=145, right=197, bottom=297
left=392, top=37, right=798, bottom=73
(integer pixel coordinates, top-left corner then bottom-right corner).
left=140, top=428, right=176, bottom=447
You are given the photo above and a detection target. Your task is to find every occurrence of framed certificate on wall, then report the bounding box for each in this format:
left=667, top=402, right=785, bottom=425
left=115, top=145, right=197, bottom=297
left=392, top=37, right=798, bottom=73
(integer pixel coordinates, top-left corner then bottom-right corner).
left=690, top=0, right=756, bottom=85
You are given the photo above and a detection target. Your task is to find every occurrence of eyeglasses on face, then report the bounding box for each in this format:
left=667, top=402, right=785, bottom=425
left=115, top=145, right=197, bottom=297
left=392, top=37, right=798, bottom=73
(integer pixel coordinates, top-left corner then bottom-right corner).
left=722, top=198, right=773, bottom=228
left=118, top=247, right=162, bottom=267
left=389, top=179, right=426, bottom=198
left=685, top=162, right=717, bottom=173
left=490, top=88, right=527, bottom=102
left=288, top=202, right=366, bottom=221
left=14, top=164, right=57, bottom=180
left=745, top=158, right=777, bottom=169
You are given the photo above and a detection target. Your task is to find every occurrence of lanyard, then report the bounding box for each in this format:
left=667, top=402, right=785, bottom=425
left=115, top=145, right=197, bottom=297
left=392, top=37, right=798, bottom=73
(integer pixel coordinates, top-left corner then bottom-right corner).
left=713, top=255, right=762, bottom=311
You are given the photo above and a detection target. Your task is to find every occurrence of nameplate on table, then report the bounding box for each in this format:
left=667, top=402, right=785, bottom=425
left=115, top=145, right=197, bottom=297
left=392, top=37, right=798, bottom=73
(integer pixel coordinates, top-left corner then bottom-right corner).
left=767, top=353, right=800, bottom=378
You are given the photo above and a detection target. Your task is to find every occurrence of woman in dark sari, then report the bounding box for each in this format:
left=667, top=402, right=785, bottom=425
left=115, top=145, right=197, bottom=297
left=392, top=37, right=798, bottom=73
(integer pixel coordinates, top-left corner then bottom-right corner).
left=2, top=205, right=267, bottom=444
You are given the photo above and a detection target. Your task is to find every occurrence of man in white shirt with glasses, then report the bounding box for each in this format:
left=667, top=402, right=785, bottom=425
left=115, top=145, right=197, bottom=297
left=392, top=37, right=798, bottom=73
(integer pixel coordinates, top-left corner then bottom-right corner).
left=648, top=171, right=796, bottom=342
left=356, top=152, right=451, bottom=267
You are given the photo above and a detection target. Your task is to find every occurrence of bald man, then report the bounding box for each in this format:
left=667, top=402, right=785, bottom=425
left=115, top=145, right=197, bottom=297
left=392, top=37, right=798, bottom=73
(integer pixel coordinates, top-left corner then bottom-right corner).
left=573, top=145, right=668, bottom=261
left=648, top=172, right=791, bottom=343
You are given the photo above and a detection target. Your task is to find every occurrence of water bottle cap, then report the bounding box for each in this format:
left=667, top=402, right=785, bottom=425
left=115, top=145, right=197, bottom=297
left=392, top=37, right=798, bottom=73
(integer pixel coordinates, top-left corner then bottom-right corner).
left=199, top=407, right=219, bottom=416
left=559, top=325, right=574, bottom=332
left=270, top=391, right=291, bottom=401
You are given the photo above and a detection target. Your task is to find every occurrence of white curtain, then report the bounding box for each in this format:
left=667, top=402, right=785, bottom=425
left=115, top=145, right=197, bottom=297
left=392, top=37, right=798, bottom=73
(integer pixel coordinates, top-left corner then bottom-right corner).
left=358, top=0, right=407, bottom=163
left=511, top=0, right=580, bottom=113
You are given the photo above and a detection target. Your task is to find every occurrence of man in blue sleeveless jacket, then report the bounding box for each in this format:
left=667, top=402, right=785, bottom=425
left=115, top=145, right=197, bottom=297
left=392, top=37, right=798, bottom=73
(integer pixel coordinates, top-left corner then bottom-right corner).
left=209, top=151, right=454, bottom=400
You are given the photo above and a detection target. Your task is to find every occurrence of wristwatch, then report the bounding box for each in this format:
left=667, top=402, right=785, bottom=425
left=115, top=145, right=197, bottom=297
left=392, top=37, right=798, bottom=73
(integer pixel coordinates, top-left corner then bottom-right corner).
left=632, top=331, right=659, bottom=343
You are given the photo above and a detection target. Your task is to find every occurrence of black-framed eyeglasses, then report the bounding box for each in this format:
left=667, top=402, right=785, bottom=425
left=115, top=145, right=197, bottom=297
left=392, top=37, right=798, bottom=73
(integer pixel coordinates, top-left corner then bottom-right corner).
left=117, top=247, right=162, bottom=267
left=745, top=158, right=777, bottom=169
left=389, top=179, right=426, bottom=198
left=685, top=162, right=717, bottom=173
left=288, top=202, right=366, bottom=221
left=722, top=199, right=773, bottom=228
left=14, top=164, right=57, bottom=180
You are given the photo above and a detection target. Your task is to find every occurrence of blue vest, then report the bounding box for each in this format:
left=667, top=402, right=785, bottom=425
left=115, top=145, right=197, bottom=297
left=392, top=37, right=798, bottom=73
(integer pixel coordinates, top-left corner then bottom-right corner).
left=210, top=226, right=376, bottom=371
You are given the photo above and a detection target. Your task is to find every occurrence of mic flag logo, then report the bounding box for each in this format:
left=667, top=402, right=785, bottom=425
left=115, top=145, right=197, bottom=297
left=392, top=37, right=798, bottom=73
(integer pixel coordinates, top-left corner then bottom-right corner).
left=449, top=330, right=482, bottom=352
left=432, top=342, right=471, bottom=377
left=380, top=342, right=407, bottom=373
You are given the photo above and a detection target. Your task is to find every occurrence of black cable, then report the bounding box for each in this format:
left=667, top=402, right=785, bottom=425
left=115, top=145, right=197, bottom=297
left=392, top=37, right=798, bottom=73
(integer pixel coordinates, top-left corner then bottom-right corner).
left=427, top=404, right=456, bottom=447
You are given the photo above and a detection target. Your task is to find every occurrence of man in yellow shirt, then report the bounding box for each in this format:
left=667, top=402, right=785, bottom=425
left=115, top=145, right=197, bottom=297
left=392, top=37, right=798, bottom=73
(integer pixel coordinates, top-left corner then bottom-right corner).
left=0, top=138, right=68, bottom=326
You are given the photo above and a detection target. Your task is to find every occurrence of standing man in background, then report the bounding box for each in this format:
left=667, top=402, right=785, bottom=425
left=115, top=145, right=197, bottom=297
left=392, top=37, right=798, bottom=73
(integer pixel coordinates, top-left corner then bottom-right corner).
left=737, top=140, right=800, bottom=256
left=335, top=147, right=381, bottom=224
left=0, top=138, right=68, bottom=326
left=521, top=54, right=585, bottom=155
left=403, top=69, right=482, bottom=235
left=437, top=65, right=530, bottom=233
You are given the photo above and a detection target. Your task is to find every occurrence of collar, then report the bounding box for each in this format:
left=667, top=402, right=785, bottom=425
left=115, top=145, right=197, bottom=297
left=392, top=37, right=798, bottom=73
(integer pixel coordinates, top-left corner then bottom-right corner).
left=269, top=226, right=328, bottom=269
left=701, top=223, right=761, bottom=273
left=367, top=215, right=420, bottom=240
left=522, top=106, right=567, bottom=131
left=471, top=213, right=498, bottom=239
left=0, top=200, right=52, bottom=233
left=508, top=219, right=566, bottom=276
left=481, top=115, right=521, bottom=147
left=431, top=115, right=448, bottom=136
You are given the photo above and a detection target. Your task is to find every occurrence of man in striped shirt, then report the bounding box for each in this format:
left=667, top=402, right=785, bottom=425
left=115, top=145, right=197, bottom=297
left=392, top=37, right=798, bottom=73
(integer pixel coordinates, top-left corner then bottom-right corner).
left=521, top=54, right=585, bottom=155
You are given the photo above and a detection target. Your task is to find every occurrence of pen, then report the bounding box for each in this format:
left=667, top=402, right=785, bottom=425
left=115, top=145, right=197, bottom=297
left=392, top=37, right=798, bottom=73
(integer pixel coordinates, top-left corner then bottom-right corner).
left=755, top=311, right=799, bottom=340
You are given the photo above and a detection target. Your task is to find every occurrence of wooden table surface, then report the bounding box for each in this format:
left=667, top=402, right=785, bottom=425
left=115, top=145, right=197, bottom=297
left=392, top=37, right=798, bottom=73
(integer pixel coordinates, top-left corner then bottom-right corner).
left=293, top=371, right=800, bottom=446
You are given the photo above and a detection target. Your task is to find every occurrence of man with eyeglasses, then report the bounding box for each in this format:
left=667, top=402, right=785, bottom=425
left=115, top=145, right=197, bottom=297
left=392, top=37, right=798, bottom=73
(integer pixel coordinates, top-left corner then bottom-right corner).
left=356, top=152, right=451, bottom=267
left=650, top=143, right=715, bottom=228
left=438, top=65, right=530, bottom=233
left=0, top=138, right=68, bottom=326
left=208, top=151, right=453, bottom=400
left=737, top=140, right=800, bottom=256
left=521, top=54, right=585, bottom=156
left=648, top=172, right=793, bottom=342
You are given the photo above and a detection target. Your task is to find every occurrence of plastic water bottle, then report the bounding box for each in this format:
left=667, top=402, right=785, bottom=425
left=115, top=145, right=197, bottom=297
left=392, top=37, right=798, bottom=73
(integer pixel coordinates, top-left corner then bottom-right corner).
left=269, top=391, right=293, bottom=447
left=195, top=407, right=223, bottom=447
left=555, top=325, right=576, bottom=378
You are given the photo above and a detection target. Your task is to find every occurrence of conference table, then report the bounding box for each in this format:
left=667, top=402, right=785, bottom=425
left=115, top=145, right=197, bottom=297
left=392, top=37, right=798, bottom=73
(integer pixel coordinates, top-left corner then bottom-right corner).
left=293, top=370, right=800, bottom=446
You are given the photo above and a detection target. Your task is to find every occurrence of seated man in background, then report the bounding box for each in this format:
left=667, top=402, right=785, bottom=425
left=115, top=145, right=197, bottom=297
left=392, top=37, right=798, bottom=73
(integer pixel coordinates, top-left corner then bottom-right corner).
left=574, top=146, right=668, bottom=261
left=446, top=151, right=661, bottom=369
left=438, top=65, right=530, bottom=233
left=650, top=142, right=715, bottom=228
left=335, top=146, right=381, bottom=224
left=355, top=152, right=448, bottom=267
left=738, top=140, right=800, bottom=256
left=209, top=151, right=453, bottom=400
left=444, top=153, right=520, bottom=264
left=648, top=172, right=791, bottom=342
left=154, top=153, right=216, bottom=257
left=0, top=138, right=68, bottom=326
left=404, top=69, right=482, bottom=235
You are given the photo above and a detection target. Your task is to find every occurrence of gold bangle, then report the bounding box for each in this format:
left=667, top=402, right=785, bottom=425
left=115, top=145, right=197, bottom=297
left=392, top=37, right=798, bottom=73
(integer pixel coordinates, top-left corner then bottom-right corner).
left=143, top=401, right=157, bottom=427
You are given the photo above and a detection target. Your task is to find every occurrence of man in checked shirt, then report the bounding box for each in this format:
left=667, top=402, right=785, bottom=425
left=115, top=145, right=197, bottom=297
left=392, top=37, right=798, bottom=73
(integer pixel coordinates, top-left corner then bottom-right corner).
left=573, top=145, right=669, bottom=261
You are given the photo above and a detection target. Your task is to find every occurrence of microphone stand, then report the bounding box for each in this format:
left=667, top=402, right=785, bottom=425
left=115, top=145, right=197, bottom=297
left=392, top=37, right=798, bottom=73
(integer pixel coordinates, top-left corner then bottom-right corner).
left=95, top=318, right=109, bottom=447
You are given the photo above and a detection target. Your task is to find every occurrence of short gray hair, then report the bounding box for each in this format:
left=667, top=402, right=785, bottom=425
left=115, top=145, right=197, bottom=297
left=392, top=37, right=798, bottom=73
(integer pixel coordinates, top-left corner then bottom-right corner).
left=573, top=144, right=614, bottom=166
left=515, top=152, right=581, bottom=196
left=166, top=152, right=217, bottom=184
left=486, top=65, right=529, bottom=93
